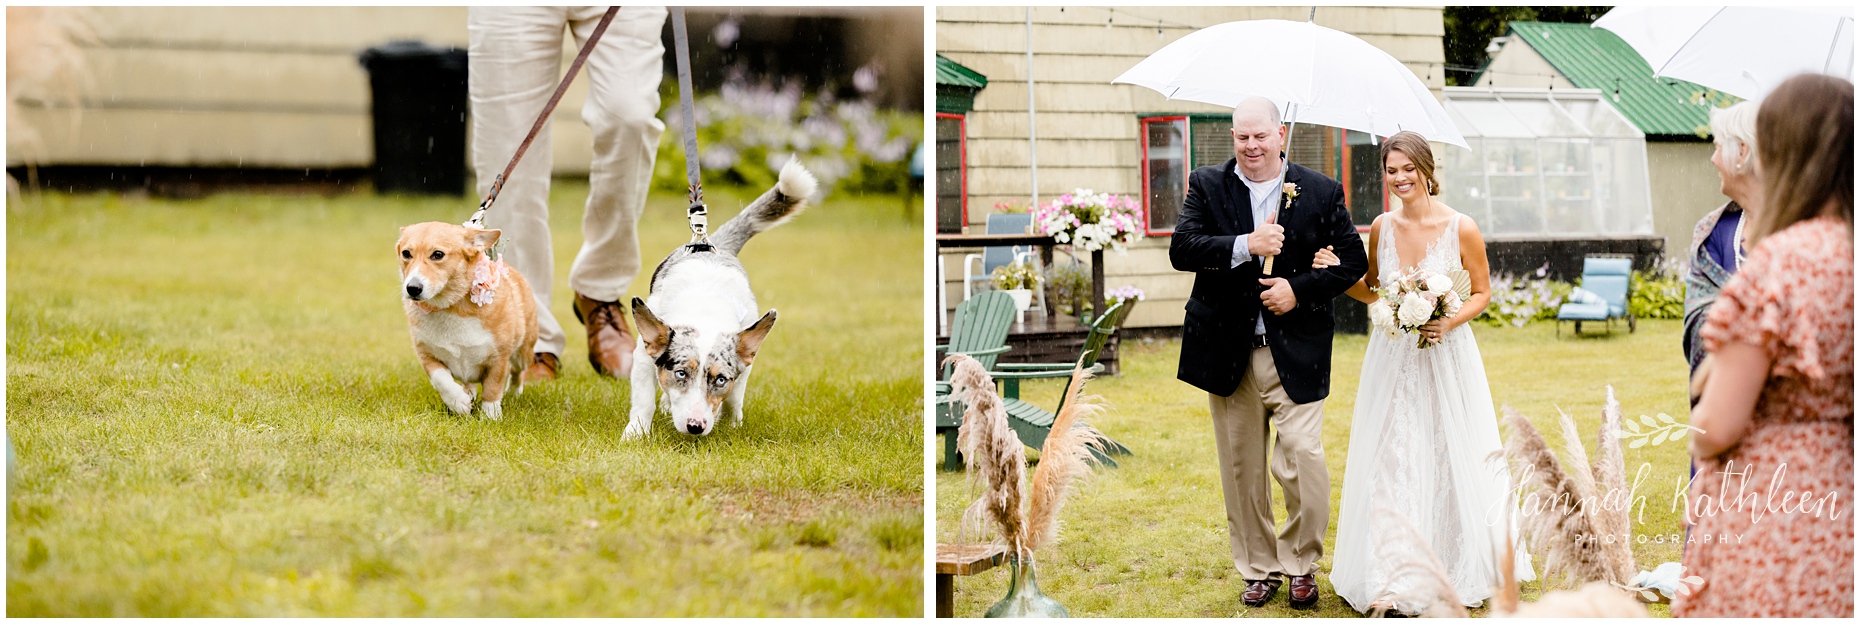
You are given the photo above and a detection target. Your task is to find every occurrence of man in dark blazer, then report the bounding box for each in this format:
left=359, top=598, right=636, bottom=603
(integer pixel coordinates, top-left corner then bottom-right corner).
left=1168, top=96, right=1368, bottom=610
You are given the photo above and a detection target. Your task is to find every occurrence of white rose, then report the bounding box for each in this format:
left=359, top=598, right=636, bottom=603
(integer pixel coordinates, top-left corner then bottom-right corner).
left=1398, top=293, right=1433, bottom=326
left=1425, top=274, right=1453, bottom=296
left=1368, top=300, right=1395, bottom=328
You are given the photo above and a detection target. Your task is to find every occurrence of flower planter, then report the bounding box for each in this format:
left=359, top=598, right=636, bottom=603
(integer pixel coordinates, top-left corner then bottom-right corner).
left=1004, top=289, right=1033, bottom=312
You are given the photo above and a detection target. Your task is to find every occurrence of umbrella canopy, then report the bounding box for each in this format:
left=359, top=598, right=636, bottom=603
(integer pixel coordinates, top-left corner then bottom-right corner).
left=1594, top=6, right=1854, bottom=100
left=1112, top=19, right=1466, bottom=148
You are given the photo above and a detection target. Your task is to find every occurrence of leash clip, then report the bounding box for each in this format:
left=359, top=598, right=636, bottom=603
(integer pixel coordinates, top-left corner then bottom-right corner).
left=687, top=200, right=708, bottom=239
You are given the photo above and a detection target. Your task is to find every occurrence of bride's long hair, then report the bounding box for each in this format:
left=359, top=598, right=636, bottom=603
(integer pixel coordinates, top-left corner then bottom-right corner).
left=1380, top=131, right=1441, bottom=197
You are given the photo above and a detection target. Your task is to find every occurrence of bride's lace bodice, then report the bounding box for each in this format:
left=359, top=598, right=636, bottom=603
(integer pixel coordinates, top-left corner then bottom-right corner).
left=1377, top=212, right=1464, bottom=287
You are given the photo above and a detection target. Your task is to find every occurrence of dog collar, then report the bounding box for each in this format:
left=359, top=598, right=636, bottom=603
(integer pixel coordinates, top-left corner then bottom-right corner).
left=469, top=259, right=510, bottom=306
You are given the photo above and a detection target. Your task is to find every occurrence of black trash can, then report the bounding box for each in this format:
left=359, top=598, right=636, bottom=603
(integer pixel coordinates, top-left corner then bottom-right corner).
left=359, top=40, right=468, bottom=195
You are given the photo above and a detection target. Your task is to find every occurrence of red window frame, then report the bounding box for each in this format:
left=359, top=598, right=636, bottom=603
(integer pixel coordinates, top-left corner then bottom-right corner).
left=935, top=112, right=968, bottom=231
left=1139, top=115, right=1190, bottom=236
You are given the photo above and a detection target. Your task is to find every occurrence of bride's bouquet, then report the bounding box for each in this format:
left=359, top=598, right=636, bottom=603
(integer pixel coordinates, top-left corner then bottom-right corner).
left=1369, top=269, right=1472, bottom=349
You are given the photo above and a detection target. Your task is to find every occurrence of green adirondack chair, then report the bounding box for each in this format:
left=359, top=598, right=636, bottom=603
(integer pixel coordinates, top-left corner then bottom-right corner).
left=935, top=291, right=1018, bottom=469
left=990, top=301, right=1135, bottom=466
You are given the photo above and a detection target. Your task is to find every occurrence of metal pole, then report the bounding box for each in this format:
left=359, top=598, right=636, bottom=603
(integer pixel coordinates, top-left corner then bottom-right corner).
left=1027, top=7, right=1038, bottom=208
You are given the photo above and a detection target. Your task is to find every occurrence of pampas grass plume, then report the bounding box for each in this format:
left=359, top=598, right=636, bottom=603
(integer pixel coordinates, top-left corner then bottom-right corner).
left=1023, top=363, right=1110, bottom=554
left=946, top=354, right=1026, bottom=556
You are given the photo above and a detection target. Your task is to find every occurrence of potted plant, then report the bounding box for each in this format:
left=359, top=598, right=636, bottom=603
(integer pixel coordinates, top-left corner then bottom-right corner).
left=1103, top=285, right=1145, bottom=324
left=991, top=261, right=1043, bottom=313
left=1044, top=262, right=1091, bottom=319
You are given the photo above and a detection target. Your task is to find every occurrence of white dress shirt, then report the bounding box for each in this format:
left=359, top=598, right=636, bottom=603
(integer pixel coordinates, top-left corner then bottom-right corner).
left=1230, top=161, right=1285, bottom=336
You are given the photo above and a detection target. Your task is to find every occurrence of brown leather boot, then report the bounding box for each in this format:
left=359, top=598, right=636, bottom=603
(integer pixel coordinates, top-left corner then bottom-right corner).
left=573, top=292, right=634, bottom=378
left=523, top=352, right=559, bottom=382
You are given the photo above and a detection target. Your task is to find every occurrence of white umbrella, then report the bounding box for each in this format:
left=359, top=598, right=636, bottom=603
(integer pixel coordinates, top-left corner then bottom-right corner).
left=1594, top=6, right=1854, bottom=100
left=1112, top=19, right=1466, bottom=148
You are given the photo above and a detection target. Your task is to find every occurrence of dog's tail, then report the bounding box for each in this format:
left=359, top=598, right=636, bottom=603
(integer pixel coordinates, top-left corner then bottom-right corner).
left=711, top=158, right=816, bottom=256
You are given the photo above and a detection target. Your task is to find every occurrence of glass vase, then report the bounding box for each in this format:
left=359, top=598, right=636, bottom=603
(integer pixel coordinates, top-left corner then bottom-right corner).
left=985, top=557, right=1069, bottom=618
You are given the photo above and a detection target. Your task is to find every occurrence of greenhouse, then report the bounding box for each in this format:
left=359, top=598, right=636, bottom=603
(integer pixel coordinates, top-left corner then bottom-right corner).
left=1437, top=87, right=1654, bottom=238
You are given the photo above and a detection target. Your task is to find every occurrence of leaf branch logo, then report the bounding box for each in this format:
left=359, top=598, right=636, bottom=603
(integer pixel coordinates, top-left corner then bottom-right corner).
left=1611, top=413, right=1702, bottom=448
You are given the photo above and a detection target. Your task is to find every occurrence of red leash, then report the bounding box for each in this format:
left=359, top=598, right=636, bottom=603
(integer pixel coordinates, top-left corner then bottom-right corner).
left=467, top=6, right=621, bottom=229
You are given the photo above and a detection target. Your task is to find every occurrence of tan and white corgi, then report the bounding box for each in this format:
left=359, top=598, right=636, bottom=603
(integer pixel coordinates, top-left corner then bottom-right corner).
left=625, top=159, right=816, bottom=440
left=396, top=222, right=538, bottom=420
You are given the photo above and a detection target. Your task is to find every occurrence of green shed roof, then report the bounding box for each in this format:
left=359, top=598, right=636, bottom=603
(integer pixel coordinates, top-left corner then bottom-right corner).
left=936, top=55, right=987, bottom=89
left=1503, top=21, right=1735, bottom=137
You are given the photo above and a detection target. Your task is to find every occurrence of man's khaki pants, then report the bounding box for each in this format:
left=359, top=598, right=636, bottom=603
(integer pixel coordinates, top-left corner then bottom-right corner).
left=1209, top=345, right=1329, bottom=581
left=468, top=6, right=667, bottom=356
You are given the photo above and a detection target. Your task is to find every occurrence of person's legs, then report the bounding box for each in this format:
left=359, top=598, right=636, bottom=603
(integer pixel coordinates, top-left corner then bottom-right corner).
left=564, top=5, right=667, bottom=377
left=468, top=6, right=569, bottom=367
left=566, top=6, right=665, bottom=302
left=1210, top=347, right=1287, bottom=584
left=1259, top=352, right=1328, bottom=578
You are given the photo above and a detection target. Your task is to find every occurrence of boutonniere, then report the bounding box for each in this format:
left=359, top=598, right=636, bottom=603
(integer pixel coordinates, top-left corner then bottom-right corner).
left=1281, top=182, right=1299, bottom=210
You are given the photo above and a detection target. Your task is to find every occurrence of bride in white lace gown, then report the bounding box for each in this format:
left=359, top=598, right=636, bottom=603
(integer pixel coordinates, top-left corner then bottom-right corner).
left=1314, top=132, right=1532, bottom=614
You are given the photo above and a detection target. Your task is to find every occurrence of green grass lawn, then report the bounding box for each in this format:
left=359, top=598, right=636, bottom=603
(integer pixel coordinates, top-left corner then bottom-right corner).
left=6, top=183, right=923, bottom=616
left=937, top=320, right=1693, bottom=617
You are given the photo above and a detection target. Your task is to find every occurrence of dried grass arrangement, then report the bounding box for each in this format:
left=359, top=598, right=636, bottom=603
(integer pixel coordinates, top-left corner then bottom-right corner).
left=1499, top=396, right=1639, bottom=588
left=944, top=354, right=1110, bottom=562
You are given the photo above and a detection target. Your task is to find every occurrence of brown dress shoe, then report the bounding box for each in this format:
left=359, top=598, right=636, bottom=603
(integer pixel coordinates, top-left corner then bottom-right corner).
left=523, top=352, right=559, bottom=382
left=573, top=292, right=634, bottom=378
left=1288, top=573, right=1319, bottom=609
left=1242, top=578, right=1281, bottom=608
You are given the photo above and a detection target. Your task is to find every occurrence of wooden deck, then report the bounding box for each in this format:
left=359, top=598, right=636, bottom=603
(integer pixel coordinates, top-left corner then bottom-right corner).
left=937, top=309, right=1121, bottom=376
left=935, top=233, right=1120, bottom=376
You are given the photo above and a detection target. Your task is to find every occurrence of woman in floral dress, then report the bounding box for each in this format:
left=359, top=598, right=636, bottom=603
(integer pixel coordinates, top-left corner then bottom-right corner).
left=1678, top=73, right=1852, bottom=618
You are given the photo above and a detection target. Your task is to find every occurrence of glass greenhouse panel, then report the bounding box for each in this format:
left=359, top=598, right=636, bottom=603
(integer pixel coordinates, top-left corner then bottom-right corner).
left=1441, top=88, right=1651, bottom=237
left=1440, top=137, right=1488, bottom=226
left=1558, top=97, right=1638, bottom=137
left=1455, top=99, right=1534, bottom=138
left=1595, top=139, right=1655, bottom=234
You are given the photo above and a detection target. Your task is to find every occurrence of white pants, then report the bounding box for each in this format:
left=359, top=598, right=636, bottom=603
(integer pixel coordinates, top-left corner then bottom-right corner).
left=467, top=6, right=667, bottom=356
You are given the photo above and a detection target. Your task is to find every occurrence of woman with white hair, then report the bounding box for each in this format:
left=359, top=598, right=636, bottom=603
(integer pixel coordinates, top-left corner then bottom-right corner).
left=1683, top=101, right=1761, bottom=375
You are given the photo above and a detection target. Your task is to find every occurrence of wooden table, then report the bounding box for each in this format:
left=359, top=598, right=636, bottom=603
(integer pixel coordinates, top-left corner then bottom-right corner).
left=934, top=542, right=1009, bottom=617
left=935, top=234, right=1106, bottom=324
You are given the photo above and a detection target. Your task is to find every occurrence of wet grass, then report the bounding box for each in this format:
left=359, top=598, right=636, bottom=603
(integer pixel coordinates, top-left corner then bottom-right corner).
left=6, top=182, right=923, bottom=616
left=936, top=320, right=1689, bottom=617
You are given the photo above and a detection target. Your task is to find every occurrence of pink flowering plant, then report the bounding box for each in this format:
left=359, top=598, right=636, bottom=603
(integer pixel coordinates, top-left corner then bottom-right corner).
left=1033, top=189, right=1144, bottom=253
left=1104, top=285, right=1145, bottom=308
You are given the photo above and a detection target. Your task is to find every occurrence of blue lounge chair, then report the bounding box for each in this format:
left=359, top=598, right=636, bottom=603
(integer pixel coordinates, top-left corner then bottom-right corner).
left=1556, top=256, right=1637, bottom=336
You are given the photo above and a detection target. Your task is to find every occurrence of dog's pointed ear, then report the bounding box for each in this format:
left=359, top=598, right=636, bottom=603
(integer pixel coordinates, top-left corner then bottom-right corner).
left=631, top=298, right=671, bottom=359
left=735, top=309, right=778, bottom=366
left=468, top=227, right=501, bottom=252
